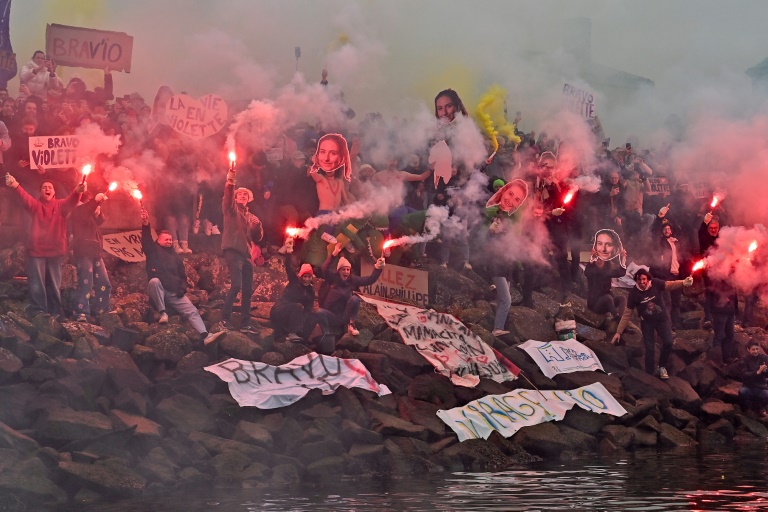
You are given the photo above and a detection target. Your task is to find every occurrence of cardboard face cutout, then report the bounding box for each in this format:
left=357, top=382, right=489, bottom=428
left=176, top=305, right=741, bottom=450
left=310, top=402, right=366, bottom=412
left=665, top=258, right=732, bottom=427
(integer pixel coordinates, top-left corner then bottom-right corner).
left=311, top=133, right=352, bottom=181
left=485, top=179, right=529, bottom=214
left=593, top=228, right=626, bottom=268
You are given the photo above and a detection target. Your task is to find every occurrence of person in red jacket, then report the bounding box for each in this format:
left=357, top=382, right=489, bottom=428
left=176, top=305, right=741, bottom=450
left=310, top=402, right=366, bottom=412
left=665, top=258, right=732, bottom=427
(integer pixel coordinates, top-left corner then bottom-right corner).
left=5, top=174, right=83, bottom=317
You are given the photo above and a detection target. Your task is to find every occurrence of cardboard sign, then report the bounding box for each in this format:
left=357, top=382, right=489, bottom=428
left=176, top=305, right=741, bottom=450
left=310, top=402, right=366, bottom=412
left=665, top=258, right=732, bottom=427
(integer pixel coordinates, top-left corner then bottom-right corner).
left=205, top=352, right=391, bottom=409
left=647, top=177, right=670, bottom=196
left=46, top=23, right=133, bottom=72
left=518, top=339, right=605, bottom=379
left=360, top=260, right=429, bottom=307
left=165, top=93, right=227, bottom=139
left=360, top=295, right=520, bottom=387
left=265, top=147, right=284, bottom=163
left=102, top=229, right=148, bottom=262
left=28, top=135, right=81, bottom=170
left=562, top=83, right=596, bottom=119
left=693, top=182, right=709, bottom=199
left=436, top=382, right=627, bottom=442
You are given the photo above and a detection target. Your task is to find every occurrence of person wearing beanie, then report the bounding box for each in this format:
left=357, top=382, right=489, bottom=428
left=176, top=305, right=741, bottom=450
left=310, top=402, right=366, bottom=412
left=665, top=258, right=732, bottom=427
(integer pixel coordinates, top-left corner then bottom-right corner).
left=319, top=243, right=384, bottom=339
left=269, top=250, right=328, bottom=346
left=611, top=268, right=694, bottom=380
left=221, top=164, right=263, bottom=335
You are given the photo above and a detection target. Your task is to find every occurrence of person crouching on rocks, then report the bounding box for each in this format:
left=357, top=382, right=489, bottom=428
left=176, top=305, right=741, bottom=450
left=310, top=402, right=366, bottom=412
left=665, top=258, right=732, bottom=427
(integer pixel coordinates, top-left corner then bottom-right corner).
left=611, top=268, right=693, bottom=380
left=319, top=242, right=383, bottom=338
left=221, top=165, right=263, bottom=335
left=140, top=207, right=225, bottom=347
left=269, top=246, right=329, bottom=346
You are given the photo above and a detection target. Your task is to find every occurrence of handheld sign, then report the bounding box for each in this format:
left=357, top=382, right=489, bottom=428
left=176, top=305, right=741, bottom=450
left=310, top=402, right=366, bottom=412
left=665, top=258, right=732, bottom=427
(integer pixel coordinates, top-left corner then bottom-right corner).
left=46, top=23, right=133, bottom=72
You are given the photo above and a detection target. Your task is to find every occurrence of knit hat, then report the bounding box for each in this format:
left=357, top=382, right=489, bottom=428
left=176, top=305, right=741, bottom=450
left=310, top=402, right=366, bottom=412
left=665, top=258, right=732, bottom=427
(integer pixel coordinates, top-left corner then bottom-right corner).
left=312, top=133, right=353, bottom=181
left=337, top=257, right=352, bottom=270
left=298, top=264, right=314, bottom=277
left=492, top=179, right=505, bottom=191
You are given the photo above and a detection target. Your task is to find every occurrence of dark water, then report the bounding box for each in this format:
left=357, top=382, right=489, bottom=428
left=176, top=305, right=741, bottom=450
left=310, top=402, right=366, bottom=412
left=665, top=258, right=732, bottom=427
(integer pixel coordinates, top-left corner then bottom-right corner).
left=60, top=445, right=768, bottom=511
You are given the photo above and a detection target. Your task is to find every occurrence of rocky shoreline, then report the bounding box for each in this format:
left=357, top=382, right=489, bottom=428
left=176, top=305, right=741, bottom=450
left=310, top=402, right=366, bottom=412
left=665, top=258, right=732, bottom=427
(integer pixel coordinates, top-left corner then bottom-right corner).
left=0, top=244, right=766, bottom=508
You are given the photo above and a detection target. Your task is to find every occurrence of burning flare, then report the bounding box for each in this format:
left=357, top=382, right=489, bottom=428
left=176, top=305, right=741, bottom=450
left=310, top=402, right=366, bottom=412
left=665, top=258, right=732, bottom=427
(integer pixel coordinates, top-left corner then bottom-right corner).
left=108, top=181, right=118, bottom=192
left=382, top=239, right=396, bottom=250
left=710, top=196, right=719, bottom=209
left=749, top=240, right=758, bottom=253
left=285, top=227, right=300, bottom=238
left=132, top=189, right=143, bottom=201
left=563, top=191, right=574, bottom=206
left=692, top=260, right=706, bottom=273
left=228, top=151, right=237, bottom=169
left=80, top=163, right=93, bottom=184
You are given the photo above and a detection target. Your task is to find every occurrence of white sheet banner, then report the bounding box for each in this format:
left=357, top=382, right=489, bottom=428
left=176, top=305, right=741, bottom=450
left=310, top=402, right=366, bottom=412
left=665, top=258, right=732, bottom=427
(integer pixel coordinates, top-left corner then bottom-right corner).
left=360, top=295, right=519, bottom=388
left=205, top=352, right=391, bottom=409
left=436, top=382, right=626, bottom=442
left=518, top=339, right=605, bottom=379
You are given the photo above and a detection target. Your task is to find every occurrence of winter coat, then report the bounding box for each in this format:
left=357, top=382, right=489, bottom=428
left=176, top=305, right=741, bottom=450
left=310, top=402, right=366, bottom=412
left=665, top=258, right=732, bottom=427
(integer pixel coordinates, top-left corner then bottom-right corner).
left=14, top=185, right=80, bottom=257
left=320, top=254, right=382, bottom=316
left=141, top=223, right=187, bottom=295
left=20, top=60, right=63, bottom=99
left=221, top=182, right=263, bottom=259
left=69, top=199, right=105, bottom=259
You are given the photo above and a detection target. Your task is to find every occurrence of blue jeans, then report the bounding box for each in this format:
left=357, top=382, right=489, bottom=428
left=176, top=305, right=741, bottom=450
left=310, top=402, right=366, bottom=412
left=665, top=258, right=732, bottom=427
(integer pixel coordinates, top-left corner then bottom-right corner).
left=26, top=256, right=63, bottom=316
left=492, top=276, right=511, bottom=331
left=222, top=249, right=254, bottom=325
left=147, top=278, right=206, bottom=334
left=74, top=256, right=111, bottom=317
left=439, top=226, right=469, bottom=266
left=739, top=386, right=768, bottom=412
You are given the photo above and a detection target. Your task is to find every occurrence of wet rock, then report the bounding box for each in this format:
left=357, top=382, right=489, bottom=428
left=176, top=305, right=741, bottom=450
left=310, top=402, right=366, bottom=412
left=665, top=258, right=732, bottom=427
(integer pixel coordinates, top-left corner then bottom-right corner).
left=188, top=431, right=272, bottom=464
left=57, top=459, right=146, bottom=498
left=232, top=420, right=274, bottom=449
left=600, top=425, right=635, bottom=449
left=396, top=396, right=446, bottom=438
left=658, top=423, right=697, bottom=448
left=270, top=463, right=301, bottom=488
left=706, top=418, right=736, bottom=439
left=677, top=360, right=719, bottom=396
left=735, top=414, right=768, bottom=438
left=0, top=456, right=67, bottom=505
left=406, top=373, right=457, bottom=409
left=334, top=387, right=370, bottom=427
left=304, top=455, right=346, bottom=480
left=628, top=426, right=657, bottom=447
left=556, top=424, right=598, bottom=452
left=0, top=347, right=22, bottom=383
left=109, top=409, right=163, bottom=440
left=561, top=407, right=613, bottom=435
left=36, top=408, right=114, bottom=445
left=634, top=415, right=662, bottom=433
left=368, top=340, right=431, bottom=375
left=698, top=428, right=728, bottom=445
left=666, top=376, right=702, bottom=411
left=513, top=422, right=570, bottom=458
left=113, top=388, right=147, bottom=416
left=662, top=407, right=698, bottom=430
left=136, top=447, right=178, bottom=483
left=0, top=421, right=39, bottom=452
left=620, top=368, right=675, bottom=401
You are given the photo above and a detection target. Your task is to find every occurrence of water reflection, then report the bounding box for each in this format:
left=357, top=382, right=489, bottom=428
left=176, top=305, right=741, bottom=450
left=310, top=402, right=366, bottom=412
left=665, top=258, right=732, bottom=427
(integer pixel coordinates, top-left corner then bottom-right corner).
left=58, top=445, right=768, bottom=512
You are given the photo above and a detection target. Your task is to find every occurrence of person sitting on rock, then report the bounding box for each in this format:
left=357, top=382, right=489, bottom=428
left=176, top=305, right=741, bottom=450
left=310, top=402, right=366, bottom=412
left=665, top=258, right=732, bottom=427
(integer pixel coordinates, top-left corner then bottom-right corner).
left=611, top=268, right=693, bottom=380
left=269, top=249, right=329, bottom=346
left=584, top=231, right=627, bottom=327
left=319, top=242, right=384, bottom=338
left=737, top=340, right=768, bottom=419
left=140, top=207, right=225, bottom=347
left=4, top=174, right=83, bottom=319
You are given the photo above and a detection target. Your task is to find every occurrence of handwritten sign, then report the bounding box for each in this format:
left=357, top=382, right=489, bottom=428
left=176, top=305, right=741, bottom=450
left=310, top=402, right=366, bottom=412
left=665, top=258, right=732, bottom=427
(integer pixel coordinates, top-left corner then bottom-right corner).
left=562, top=83, right=596, bottom=119
left=46, top=23, right=133, bottom=73
left=517, top=339, right=605, bottom=379
left=265, top=147, right=284, bottom=163
left=205, top=352, right=391, bottom=409
left=28, top=135, right=80, bottom=170
left=360, top=295, right=520, bottom=387
left=647, top=177, right=670, bottom=196
left=165, top=93, right=227, bottom=139
left=360, top=260, right=429, bottom=307
left=102, top=229, right=148, bottom=262
left=436, top=382, right=627, bottom=442
left=693, top=182, right=709, bottom=199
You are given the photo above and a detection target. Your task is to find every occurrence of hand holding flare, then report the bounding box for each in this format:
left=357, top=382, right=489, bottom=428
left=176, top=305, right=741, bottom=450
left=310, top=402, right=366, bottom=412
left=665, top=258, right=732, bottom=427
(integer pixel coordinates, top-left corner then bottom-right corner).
left=80, top=164, right=92, bottom=185
left=132, top=189, right=144, bottom=208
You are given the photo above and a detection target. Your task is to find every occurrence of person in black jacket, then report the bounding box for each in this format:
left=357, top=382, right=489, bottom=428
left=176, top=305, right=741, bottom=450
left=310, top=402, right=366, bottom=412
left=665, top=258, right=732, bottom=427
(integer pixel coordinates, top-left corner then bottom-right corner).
left=738, top=340, right=768, bottom=418
left=319, top=242, right=384, bottom=337
left=70, top=190, right=111, bottom=322
left=269, top=253, right=329, bottom=346
left=141, top=208, right=224, bottom=346
left=698, top=212, right=721, bottom=329
left=584, top=242, right=627, bottom=324
left=709, top=276, right=738, bottom=364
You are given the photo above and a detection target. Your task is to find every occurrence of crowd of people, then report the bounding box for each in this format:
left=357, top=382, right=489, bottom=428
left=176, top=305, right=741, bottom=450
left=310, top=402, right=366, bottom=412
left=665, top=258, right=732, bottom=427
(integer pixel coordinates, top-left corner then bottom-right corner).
left=1, top=49, right=766, bottom=414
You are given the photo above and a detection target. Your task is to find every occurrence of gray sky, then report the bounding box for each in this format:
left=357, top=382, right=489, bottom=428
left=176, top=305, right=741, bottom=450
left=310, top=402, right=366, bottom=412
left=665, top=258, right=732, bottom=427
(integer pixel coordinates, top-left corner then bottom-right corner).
left=10, top=0, right=768, bottom=139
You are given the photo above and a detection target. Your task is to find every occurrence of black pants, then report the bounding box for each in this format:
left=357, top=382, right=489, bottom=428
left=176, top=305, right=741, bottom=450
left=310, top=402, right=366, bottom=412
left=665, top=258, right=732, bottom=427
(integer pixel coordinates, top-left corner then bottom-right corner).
left=590, top=294, right=626, bottom=320
left=713, top=310, right=735, bottom=362
left=270, top=302, right=328, bottom=340
left=641, top=317, right=674, bottom=374
left=222, top=249, right=254, bottom=325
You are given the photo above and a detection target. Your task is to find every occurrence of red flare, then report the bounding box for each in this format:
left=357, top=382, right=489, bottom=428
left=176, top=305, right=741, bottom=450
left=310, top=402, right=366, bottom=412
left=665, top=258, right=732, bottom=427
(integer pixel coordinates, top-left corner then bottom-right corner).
left=749, top=240, right=758, bottom=253
left=285, top=227, right=300, bottom=238
left=710, top=196, right=719, bottom=209
left=228, top=151, right=236, bottom=168
left=692, top=260, right=705, bottom=272
left=132, top=189, right=143, bottom=201
left=108, top=182, right=118, bottom=192
left=563, top=191, right=574, bottom=206
left=382, top=239, right=396, bottom=250
left=80, top=164, right=92, bottom=184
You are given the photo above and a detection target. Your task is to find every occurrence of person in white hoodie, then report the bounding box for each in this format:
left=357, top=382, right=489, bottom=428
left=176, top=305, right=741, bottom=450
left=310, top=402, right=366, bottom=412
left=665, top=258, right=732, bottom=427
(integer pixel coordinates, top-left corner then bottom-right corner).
left=20, top=51, right=63, bottom=100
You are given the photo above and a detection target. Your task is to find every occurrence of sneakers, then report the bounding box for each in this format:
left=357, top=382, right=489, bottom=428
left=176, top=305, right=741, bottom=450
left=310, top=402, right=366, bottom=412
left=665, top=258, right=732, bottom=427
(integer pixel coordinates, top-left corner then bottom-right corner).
left=321, top=233, right=338, bottom=245
left=210, top=225, right=221, bottom=235
left=658, top=367, right=669, bottom=380
left=220, top=319, right=233, bottom=330
left=348, top=323, right=359, bottom=336
left=173, top=241, right=183, bottom=254
left=240, top=325, right=258, bottom=335
left=285, top=332, right=302, bottom=342
left=180, top=241, right=193, bottom=254
left=203, top=330, right=226, bottom=346
left=76, top=314, right=88, bottom=323
left=702, top=320, right=713, bottom=330
left=463, top=262, right=473, bottom=271
left=439, top=263, right=448, bottom=269
left=492, top=329, right=510, bottom=337
left=158, top=312, right=169, bottom=324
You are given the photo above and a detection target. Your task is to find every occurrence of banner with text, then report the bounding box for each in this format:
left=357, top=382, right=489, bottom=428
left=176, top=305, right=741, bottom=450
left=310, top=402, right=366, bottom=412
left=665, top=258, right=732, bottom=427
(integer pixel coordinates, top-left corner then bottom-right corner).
left=436, top=382, right=627, bottom=442
left=360, top=260, right=429, bottom=307
left=562, top=83, right=596, bottom=119
left=360, top=295, right=520, bottom=387
left=102, top=229, right=149, bottom=262
left=518, top=339, right=605, bottom=379
left=165, top=93, right=228, bottom=139
left=647, top=177, right=670, bottom=196
left=205, top=352, right=391, bottom=409
left=46, top=23, right=133, bottom=72
left=28, top=135, right=81, bottom=170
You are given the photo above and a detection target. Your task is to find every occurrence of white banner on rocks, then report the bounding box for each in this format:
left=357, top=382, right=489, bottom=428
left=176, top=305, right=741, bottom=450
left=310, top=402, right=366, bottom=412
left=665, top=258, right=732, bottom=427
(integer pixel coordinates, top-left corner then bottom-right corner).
left=518, top=339, right=605, bottom=379
left=436, top=382, right=627, bottom=442
left=205, top=352, right=391, bottom=409
left=360, top=295, right=520, bottom=388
